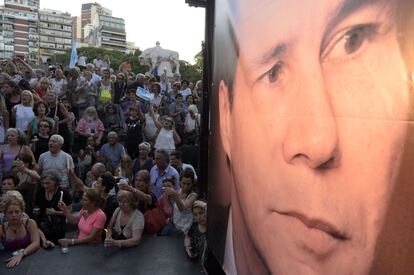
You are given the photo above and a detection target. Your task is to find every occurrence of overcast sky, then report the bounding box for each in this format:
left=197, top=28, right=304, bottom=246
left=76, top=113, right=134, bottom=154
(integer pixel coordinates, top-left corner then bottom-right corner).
left=40, top=0, right=206, bottom=63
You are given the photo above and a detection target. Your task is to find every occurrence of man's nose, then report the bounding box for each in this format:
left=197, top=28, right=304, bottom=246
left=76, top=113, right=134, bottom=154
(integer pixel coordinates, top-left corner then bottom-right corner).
left=282, top=68, right=339, bottom=169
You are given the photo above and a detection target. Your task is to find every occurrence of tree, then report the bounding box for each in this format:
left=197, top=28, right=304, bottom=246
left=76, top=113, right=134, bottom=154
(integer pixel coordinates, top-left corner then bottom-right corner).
left=194, top=50, right=203, bottom=74
left=53, top=47, right=149, bottom=73
left=179, top=60, right=202, bottom=84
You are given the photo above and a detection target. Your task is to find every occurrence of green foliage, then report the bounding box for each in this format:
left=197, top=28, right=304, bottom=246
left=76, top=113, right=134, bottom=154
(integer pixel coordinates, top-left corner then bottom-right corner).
left=53, top=47, right=149, bottom=73
left=193, top=50, right=203, bottom=74
left=180, top=60, right=202, bottom=84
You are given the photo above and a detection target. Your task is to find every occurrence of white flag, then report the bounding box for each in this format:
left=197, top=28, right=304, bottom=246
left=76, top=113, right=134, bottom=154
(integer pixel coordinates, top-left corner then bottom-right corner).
left=69, top=40, right=78, bottom=68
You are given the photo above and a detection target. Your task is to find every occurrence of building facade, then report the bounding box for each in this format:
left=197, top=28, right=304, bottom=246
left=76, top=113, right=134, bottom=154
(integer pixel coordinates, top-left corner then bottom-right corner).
left=0, top=0, right=39, bottom=63
left=38, top=9, right=72, bottom=62
left=97, top=14, right=126, bottom=52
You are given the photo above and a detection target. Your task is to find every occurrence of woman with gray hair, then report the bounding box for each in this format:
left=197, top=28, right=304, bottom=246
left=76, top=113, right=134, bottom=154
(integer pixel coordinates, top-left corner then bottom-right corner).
left=0, top=128, right=34, bottom=180
left=75, top=106, right=105, bottom=147
left=132, top=142, right=154, bottom=180
left=104, top=190, right=144, bottom=248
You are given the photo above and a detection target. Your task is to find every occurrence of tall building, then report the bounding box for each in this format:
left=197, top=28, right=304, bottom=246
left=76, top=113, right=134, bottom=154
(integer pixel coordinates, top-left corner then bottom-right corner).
left=81, top=3, right=126, bottom=52
left=80, top=2, right=110, bottom=42
left=97, top=14, right=126, bottom=52
left=38, top=9, right=72, bottom=62
left=72, top=15, right=81, bottom=41
left=4, top=0, right=39, bottom=11
left=0, top=1, right=39, bottom=62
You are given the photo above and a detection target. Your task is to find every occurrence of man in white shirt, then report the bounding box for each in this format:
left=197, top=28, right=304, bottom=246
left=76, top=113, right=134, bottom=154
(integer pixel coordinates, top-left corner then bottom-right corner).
left=38, top=135, right=74, bottom=188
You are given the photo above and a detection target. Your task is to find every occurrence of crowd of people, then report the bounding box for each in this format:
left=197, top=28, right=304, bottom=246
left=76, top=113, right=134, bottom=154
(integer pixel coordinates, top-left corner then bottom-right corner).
left=0, top=55, right=206, bottom=268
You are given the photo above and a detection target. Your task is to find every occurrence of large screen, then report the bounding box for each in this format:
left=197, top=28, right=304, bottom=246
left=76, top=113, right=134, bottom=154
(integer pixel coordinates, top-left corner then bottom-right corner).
left=208, top=0, right=414, bottom=274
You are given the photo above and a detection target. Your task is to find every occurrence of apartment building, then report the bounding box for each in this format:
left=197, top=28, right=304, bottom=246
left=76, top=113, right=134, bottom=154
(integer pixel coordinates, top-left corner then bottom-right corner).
left=38, top=9, right=72, bottom=62
left=0, top=0, right=39, bottom=62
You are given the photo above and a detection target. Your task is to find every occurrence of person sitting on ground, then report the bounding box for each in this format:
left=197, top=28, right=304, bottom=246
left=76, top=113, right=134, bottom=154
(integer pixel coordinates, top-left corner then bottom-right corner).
left=68, top=170, right=118, bottom=227
left=104, top=190, right=144, bottom=248
left=118, top=170, right=157, bottom=214
left=35, top=172, right=71, bottom=244
left=150, top=149, right=180, bottom=199
left=163, top=169, right=198, bottom=233
left=58, top=188, right=106, bottom=246
left=184, top=200, right=207, bottom=260
left=157, top=178, right=176, bottom=236
left=12, top=153, right=41, bottom=217
left=0, top=192, right=40, bottom=268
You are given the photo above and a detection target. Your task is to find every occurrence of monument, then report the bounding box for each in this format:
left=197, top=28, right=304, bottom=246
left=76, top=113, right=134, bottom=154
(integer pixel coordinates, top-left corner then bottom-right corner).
left=139, top=42, right=180, bottom=78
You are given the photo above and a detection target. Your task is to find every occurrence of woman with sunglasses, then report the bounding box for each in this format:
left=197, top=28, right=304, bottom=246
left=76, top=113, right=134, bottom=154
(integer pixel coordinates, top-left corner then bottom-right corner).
left=31, top=119, right=52, bottom=162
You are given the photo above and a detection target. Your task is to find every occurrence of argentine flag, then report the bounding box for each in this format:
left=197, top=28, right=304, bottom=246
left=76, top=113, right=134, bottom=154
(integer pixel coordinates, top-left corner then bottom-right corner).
left=69, top=40, right=78, bottom=68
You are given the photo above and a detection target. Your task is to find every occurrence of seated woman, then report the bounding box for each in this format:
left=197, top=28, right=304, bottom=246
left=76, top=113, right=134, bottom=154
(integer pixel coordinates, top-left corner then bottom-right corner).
left=13, top=153, right=41, bottom=218
left=0, top=192, right=40, bottom=268
left=104, top=190, right=144, bottom=248
left=163, top=169, right=198, bottom=233
left=58, top=188, right=106, bottom=246
left=35, top=172, right=72, bottom=244
left=184, top=200, right=207, bottom=260
left=118, top=170, right=157, bottom=214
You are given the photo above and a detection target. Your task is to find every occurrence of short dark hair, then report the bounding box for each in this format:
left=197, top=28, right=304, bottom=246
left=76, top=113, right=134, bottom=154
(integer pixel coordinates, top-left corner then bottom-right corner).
left=101, top=172, right=115, bottom=194
left=175, top=93, right=183, bottom=99
left=181, top=168, right=195, bottom=182
left=170, top=150, right=182, bottom=160
left=16, top=153, right=34, bottom=169
left=2, top=173, right=19, bottom=186
left=33, top=101, right=48, bottom=116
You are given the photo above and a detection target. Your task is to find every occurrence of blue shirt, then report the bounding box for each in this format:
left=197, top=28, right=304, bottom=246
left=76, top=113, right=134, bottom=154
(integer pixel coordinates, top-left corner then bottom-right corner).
left=99, top=143, right=125, bottom=170
left=150, top=165, right=180, bottom=198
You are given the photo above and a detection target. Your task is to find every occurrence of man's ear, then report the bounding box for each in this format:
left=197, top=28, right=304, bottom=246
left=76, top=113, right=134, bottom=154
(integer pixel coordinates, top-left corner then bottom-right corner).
left=219, top=80, right=232, bottom=161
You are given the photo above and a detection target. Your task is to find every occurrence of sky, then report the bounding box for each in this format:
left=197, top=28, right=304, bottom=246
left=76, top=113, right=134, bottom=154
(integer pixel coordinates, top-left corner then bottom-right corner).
left=39, top=0, right=206, bottom=64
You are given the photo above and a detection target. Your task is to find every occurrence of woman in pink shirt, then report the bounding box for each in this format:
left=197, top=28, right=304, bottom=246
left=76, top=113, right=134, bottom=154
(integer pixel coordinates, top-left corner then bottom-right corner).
left=58, top=188, right=106, bottom=246
left=76, top=106, right=105, bottom=146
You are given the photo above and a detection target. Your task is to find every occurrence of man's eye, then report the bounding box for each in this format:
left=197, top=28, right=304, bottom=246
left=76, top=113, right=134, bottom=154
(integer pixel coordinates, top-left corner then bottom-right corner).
left=323, top=24, right=378, bottom=61
left=343, top=26, right=371, bottom=54
left=258, top=61, right=284, bottom=84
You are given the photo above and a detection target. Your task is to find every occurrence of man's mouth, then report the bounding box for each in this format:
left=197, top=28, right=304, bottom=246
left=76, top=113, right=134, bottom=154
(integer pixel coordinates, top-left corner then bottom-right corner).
left=273, top=210, right=350, bottom=257
left=280, top=211, right=349, bottom=240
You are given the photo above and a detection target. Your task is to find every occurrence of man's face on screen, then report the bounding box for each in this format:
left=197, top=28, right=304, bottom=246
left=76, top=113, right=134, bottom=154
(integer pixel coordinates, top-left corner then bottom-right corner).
left=220, top=0, right=411, bottom=274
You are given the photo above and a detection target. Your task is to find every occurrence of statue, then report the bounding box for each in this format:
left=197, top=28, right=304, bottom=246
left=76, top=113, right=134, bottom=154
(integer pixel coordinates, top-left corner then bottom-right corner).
left=139, top=42, right=180, bottom=78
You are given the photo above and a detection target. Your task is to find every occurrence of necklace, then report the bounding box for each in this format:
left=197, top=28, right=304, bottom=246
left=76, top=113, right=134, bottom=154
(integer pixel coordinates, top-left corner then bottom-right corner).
left=9, top=222, right=22, bottom=235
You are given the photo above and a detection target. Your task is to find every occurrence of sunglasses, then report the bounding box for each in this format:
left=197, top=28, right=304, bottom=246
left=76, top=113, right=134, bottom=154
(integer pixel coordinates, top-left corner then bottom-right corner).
left=39, top=124, right=50, bottom=128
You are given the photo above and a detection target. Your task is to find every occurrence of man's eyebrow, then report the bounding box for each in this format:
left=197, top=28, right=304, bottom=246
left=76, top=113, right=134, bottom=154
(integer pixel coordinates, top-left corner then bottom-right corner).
left=258, top=43, right=288, bottom=65
left=321, top=0, right=382, bottom=53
